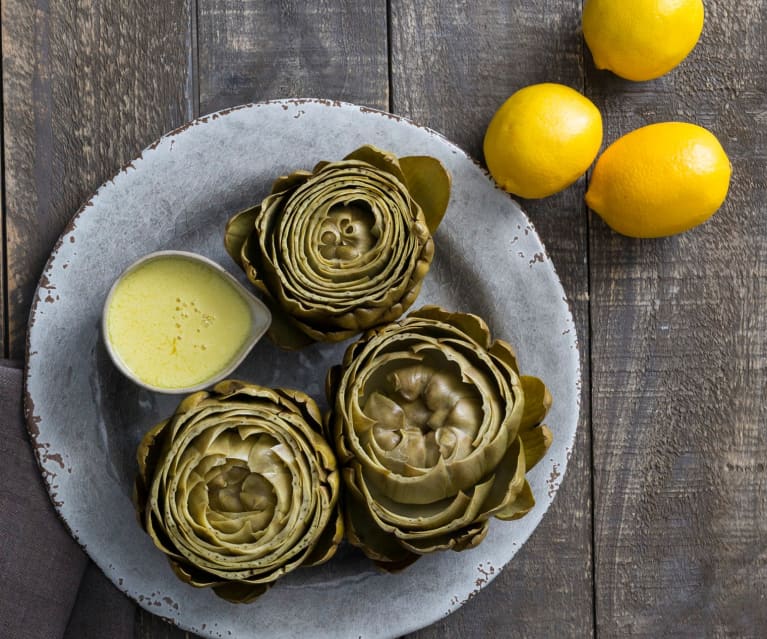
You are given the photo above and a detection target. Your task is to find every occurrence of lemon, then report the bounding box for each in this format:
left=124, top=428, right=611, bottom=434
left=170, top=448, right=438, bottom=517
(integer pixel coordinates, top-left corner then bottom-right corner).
left=583, top=0, right=704, bottom=81
left=585, top=122, right=731, bottom=238
left=483, top=83, right=603, bottom=199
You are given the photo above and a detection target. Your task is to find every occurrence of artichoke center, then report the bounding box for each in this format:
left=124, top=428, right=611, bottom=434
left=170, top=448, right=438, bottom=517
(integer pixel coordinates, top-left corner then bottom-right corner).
left=362, top=361, right=483, bottom=468
left=318, top=202, right=377, bottom=261
left=206, top=459, right=276, bottom=514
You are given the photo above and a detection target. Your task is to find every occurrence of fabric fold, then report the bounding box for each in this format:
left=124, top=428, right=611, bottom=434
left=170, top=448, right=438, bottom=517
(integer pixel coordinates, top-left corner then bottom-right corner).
left=0, top=360, right=134, bottom=638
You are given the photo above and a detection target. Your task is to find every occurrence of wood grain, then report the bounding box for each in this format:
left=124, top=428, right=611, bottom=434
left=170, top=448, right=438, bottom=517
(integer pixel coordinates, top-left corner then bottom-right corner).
left=2, top=0, right=195, bottom=359
left=4, top=0, right=766, bottom=637
left=1, top=81, right=6, bottom=358
left=390, top=2, right=594, bottom=637
left=135, top=609, right=192, bottom=639
left=587, top=1, right=767, bottom=636
left=164, top=2, right=388, bottom=637
left=196, top=0, right=389, bottom=115
left=3, top=1, right=194, bottom=635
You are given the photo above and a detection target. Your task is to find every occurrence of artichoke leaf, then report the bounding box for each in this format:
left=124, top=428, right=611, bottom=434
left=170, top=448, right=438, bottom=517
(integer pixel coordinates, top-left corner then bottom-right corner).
left=342, top=469, right=420, bottom=567
left=488, top=339, right=520, bottom=374
left=373, top=554, right=421, bottom=573
left=278, top=387, right=325, bottom=428
left=399, top=520, right=489, bottom=554
left=269, top=170, right=313, bottom=195
left=325, top=365, right=344, bottom=409
left=135, top=418, right=171, bottom=505
left=224, top=205, right=261, bottom=266
left=302, top=508, right=345, bottom=567
left=261, top=295, right=316, bottom=350
left=494, top=480, right=535, bottom=521
left=407, top=306, right=492, bottom=349
left=519, top=375, right=553, bottom=431
left=476, top=438, right=526, bottom=519
left=343, top=145, right=409, bottom=185
left=363, top=472, right=496, bottom=536
left=519, top=424, right=553, bottom=471
left=212, top=581, right=270, bottom=604
left=169, top=557, right=223, bottom=589
left=399, top=155, right=451, bottom=233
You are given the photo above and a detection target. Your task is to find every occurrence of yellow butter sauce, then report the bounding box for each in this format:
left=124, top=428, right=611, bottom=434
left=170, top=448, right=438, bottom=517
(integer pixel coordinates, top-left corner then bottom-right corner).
left=106, top=256, right=252, bottom=389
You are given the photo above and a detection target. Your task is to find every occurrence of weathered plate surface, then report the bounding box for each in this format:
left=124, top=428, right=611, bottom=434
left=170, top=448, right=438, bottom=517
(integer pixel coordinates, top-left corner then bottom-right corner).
left=25, top=100, right=579, bottom=639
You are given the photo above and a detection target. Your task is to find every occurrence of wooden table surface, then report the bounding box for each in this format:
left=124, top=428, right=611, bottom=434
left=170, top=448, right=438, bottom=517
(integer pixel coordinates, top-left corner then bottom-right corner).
left=2, top=1, right=765, bottom=637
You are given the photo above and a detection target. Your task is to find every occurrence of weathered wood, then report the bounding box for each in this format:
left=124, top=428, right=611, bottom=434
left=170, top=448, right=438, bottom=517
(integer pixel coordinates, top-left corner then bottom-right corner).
left=390, top=2, right=593, bottom=637
left=4, top=0, right=766, bottom=637
left=587, top=1, right=767, bottom=636
left=159, top=2, right=388, bottom=637
left=196, top=0, right=389, bottom=115
left=1, top=95, right=6, bottom=358
left=134, top=607, right=191, bottom=639
left=2, top=1, right=195, bottom=635
left=1, top=0, right=194, bottom=359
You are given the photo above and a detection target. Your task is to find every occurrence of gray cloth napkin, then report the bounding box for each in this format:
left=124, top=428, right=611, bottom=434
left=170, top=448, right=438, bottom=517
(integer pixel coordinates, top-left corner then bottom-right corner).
left=0, top=360, right=133, bottom=639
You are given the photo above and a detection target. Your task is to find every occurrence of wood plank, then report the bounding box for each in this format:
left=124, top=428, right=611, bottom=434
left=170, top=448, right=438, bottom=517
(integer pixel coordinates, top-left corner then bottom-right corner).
left=2, top=1, right=195, bottom=636
left=197, top=0, right=389, bottom=115
left=2, top=0, right=195, bottom=359
left=156, top=3, right=388, bottom=637
left=587, top=0, right=767, bottom=635
left=134, top=607, right=192, bottom=639
left=390, top=2, right=594, bottom=637
left=1, top=76, right=6, bottom=358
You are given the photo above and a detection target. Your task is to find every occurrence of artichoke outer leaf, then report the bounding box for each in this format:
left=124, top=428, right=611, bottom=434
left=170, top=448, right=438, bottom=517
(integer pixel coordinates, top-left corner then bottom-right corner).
left=488, top=339, right=520, bottom=374
left=175, top=389, right=211, bottom=418
left=519, top=424, right=553, bottom=472
left=343, top=145, right=408, bottom=185
left=277, top=386, right=325, bottom=429
left=475, top=437, right=527, bottom=519
left=302, top=508, right=344, bottom=567
left=343, top=475, right=419, bottom=567
left=346, top=513, right=419, bottom=568
left=169, top=557, right=221, bottom=589
left=373, top=554, right=421, bottom=573
left=407, top=306, right=492, bottom=349
left=325, top=365, right=344, bottom=408
left=224, top=205, right=261, bottom=266
left=260, top=295, right=316, bottom=350
left=144, top=512, right=185, bottom=561
left=519, top=375, right=553, bottom=431
left=399, top=520, right=489, bottom=554
left=269, top=170, right=313, bottom=195
left=399, top=155, right=451, bottom=234
left=135, top=418, right=170, bottom=498
left=365, top=475, right=495, bottom=536
left=493, top=479, right=535, bottom=521
left=212, top=581, right=270, bottom=604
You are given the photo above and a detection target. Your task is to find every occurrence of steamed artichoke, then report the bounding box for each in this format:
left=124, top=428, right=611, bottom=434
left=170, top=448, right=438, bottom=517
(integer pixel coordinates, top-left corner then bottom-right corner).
left=326, top=306, right=552, bottom=570
left=134, top=380, right=342, bottom=602
left=225, top=145, right=451, bottom=348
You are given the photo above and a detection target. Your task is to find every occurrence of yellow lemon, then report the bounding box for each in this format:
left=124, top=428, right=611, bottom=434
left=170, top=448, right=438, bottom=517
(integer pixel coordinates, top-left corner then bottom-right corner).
left=483, top=83, right=603, bottom=199
left=583, top=0, right=704, bottom=81
left=585, top=122, right=731, bottom=238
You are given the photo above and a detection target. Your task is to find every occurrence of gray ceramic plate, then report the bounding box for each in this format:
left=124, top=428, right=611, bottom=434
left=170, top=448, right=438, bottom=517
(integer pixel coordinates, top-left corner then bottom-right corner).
left=25, top=99, right=580, bottom=639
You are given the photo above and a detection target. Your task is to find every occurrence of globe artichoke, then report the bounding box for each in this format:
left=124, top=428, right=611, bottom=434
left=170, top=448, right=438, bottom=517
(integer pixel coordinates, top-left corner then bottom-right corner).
left=134, top=380, right=342, bottom=602
left=326, top=306, right=553, bottom=570
left=225, top=145, right=451, bottom=349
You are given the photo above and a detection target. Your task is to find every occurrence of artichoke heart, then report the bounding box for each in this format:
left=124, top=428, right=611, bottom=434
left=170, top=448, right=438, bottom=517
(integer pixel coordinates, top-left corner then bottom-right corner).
left=326, top=306, right=553, bottom=570
left=134, top=380, right=343, bottom=602
left=225, top=145, right=451, bottom=348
